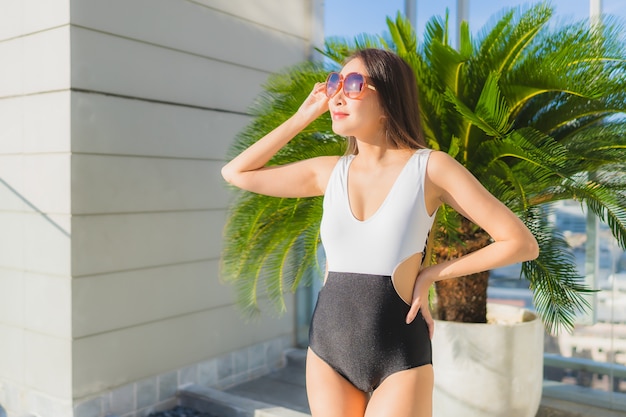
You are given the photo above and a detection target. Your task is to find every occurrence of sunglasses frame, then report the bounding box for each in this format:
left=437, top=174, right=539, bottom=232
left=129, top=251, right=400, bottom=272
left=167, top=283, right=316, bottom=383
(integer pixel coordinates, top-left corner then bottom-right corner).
left=325, top=71, right=376, bottom=99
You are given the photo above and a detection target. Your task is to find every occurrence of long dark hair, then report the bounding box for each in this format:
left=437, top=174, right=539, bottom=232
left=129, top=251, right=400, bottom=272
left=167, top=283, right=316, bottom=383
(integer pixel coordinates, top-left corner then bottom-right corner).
left=345, top=48, right=426, bottom=154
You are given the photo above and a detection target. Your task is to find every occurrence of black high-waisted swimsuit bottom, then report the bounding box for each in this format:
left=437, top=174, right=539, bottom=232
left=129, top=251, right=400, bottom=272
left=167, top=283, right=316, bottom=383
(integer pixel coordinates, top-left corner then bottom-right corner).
left=308, top=271, right=432, bottom=393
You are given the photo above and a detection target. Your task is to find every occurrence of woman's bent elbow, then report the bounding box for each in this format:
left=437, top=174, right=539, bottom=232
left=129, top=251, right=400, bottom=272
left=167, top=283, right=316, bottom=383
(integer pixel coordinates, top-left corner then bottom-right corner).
left=221, top=164, right=236, bottom=185
left=525, top=236, right=540, bottom=261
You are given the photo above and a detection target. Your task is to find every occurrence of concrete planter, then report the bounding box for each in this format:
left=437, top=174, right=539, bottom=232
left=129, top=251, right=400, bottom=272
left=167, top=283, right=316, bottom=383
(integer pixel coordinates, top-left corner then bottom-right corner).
left=432, top=303, right=544, bottom=417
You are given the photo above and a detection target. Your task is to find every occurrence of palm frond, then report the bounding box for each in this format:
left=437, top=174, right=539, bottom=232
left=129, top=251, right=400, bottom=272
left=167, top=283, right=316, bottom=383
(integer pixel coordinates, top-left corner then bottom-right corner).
left=386, top=12, right=417, bottom=57
left=562, top=177, right=626, bottom=250
left=443, top=76, right=509, bottom=140
left=467, top=4, right=552, bottom=105
left=422, top=12, right=448, bottom=51
left=317, top=34, right=386, bottom=66
left=316, top=37, right=355, bottom=66
left=221, top=7, right=626, bottom=334
left=522, top=207, right=593, bottom=334
left=524, top=93, right=626, bottom=137
left=428, top=40, right=467, bottom=95
left=477, top=127, right=568, bottom=173
left=503, top=17, right=626, bottom=113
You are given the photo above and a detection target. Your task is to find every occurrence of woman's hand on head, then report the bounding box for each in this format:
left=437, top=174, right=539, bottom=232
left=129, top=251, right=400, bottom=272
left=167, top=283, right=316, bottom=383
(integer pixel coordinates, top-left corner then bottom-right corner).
left=406, top=270, right=435, bottom=339
left=296, top=82, right=329, bottom=122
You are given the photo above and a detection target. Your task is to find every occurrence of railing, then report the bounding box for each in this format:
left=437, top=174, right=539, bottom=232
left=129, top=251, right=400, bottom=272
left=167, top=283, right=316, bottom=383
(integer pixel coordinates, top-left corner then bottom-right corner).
left=543, top=353, right=626, bottom=412
left=544, top=353, right=626, bottom=379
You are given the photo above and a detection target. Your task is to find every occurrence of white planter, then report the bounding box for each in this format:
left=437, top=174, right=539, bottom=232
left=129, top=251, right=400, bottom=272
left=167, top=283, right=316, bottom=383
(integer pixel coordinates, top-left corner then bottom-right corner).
left=432, top=303, right=544, bottom=417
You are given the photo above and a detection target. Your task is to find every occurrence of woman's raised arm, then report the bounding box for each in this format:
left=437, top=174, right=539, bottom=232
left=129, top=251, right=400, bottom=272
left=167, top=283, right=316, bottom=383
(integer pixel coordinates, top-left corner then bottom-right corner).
left=221, top=82, right=338, bottom=198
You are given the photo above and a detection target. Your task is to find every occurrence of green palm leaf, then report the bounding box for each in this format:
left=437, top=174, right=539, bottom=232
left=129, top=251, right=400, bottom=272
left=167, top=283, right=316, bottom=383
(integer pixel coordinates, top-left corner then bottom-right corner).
left=523, top=207, right=593, bottom=334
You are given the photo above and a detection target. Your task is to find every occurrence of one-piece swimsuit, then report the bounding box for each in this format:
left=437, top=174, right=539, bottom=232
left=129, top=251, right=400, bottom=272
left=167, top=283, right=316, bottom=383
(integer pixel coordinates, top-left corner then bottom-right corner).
left=309, top=149, right=437, bottom=392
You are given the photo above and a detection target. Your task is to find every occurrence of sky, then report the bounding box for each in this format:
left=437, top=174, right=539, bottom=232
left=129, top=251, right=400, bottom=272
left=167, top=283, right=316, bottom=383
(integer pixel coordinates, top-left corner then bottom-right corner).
left=324, top=0, right=626, bottom=46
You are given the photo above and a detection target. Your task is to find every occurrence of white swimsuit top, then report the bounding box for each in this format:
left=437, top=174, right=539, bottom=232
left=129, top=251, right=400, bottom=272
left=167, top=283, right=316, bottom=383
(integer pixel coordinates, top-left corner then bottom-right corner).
left=320, top=149, right=437, bottom=276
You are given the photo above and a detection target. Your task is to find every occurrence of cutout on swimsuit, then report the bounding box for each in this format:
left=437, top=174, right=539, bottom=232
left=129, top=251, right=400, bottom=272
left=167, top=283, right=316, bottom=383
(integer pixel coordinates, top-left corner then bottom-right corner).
left=391, top=252, right=423, bottom=305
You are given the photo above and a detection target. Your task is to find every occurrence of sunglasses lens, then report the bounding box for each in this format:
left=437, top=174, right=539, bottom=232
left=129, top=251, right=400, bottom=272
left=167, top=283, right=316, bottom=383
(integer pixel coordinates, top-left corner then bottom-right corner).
left=343, top=73, right=366, bottom=98
left=326, top=72, right=341, bottom=97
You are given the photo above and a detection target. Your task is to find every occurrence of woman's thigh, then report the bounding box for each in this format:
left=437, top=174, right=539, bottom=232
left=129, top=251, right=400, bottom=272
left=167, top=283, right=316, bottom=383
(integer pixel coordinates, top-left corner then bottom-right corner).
left=365, top=365, right=434, bottom=417
left=306, top=348, right=369, bottom=417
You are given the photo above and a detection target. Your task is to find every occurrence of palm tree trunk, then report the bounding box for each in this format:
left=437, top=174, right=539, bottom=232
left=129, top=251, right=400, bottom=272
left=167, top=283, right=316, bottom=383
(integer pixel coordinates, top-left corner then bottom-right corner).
left=435, top=271, right=489, bottom=323
left=430, top=217, right=492, bottom=323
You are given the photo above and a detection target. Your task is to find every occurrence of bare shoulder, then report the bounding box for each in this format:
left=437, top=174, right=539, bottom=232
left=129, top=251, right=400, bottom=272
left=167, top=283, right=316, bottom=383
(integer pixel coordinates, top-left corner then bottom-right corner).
left=426, top=150, right=460, bottom=170
left=309, top=155, right=342, bottom=190
left=305, top=155, right=341, bottom=175
left=312, top=154, right=342, bottom=167
left=424, top=150, right=486, bottom=202
left=425, top=150, right=467, bottom=183
left=282, top=154, right=340, bottom=172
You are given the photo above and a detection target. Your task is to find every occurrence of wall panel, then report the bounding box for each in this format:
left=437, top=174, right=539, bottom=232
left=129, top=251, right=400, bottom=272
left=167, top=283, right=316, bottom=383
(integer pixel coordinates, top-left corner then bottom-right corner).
left=0, top=154, right=70, bottom=215
left=0, top=269, right=23, bottom=328
left=23, top=273, right=71, bottom=338
left=72, top=301, right=294, bottom=398
left=70, top=0, right=307, bottom=73
left=0, top=27, right=70, bottom=98
left=71, top=92, right=245, bottom=159
left=0, top=0, right=69, bottom=41
left=70, top=27, right=267, bottom=113
left=0, top=93, right=71, bottom=155
left=0, top=324, right=24, bottom=383
left=23, top=331, right=72, bottom=399
left=0, top=213, right=68, bottom=275
left=193, top=0, right=312, bottom=38
left=71, top=211, right=224, bottom=276
left=72, top=260, right=231, bottom=338
left=72, top=156, right=228, bottom=214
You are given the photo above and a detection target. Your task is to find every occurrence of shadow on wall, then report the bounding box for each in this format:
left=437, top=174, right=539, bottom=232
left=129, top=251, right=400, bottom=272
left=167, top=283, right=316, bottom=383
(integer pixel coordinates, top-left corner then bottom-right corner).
left=0, top=177, right=70, bottom=238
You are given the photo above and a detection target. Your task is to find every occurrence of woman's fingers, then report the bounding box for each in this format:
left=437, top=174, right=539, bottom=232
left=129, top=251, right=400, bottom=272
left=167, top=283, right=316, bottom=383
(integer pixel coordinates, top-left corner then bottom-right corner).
left=421, top=305, right=435, bottom=339
left=406, top=296, right=435, bottom=340
left=312, top=82, right=325, bottom=95
left=297, top=82, right=329, bottom=119
left=406, top=297, right=421, bottom=324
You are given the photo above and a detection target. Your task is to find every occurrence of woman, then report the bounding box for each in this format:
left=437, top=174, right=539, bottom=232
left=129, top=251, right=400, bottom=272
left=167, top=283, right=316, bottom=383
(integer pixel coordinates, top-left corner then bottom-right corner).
left=222, top=49, right=539, bottom=417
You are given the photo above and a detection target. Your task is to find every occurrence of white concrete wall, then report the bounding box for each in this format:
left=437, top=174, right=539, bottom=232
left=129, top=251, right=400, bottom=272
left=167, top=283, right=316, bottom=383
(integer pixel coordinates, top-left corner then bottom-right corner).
left=0, top=1, right=74, bottom=416
left=0, top=1, right=319, bottom=416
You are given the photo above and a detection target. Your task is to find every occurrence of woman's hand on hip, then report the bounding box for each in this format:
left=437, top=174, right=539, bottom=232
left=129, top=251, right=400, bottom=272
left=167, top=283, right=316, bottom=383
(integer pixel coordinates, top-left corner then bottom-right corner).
left=406, top=270, right=435, bottom=339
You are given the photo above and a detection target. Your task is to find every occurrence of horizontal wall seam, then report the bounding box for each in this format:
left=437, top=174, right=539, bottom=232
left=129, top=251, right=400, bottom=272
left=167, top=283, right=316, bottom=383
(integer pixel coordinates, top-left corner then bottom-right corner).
left=71, top=207, right=226, bottom=217
left=70, top=23, right=283, bottom=74
left=70, top=87, right=252, bottom=116
left=0, top=23, right=70, bottom=43
left=0, top=152, right=226, bottom=163
left=72, top=303, right=236, bottom=340
left=0, top=207, right=227, bottom=218
left=0, top=265, right=71, bottom=279
left=0, top=208, right=229, bottom=218
left=0, top=321, right=72, bottom=341
left=0, top=209, right=71, bottom=217
left=0, top=89, right=70, bottom=101
left=71, top=257, right=221, bottom=279
left=0, top=152, right=72, bottom=156
left=70, top=151, right=226, bottom=162
left=183, top=0, right=309, bottom=42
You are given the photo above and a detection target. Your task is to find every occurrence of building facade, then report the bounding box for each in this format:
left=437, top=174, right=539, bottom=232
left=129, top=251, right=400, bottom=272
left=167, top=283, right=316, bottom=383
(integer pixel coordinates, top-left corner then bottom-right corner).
left=0, top=1, right=322, bottom=416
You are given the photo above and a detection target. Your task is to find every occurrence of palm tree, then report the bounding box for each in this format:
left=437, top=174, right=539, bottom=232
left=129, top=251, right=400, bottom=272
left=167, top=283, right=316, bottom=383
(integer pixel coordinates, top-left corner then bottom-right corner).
left=221, top=3, right=626, bottom=333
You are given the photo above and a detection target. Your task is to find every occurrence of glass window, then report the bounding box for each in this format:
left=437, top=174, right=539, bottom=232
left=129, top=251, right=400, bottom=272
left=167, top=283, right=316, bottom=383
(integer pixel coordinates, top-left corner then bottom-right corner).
left=490, top=199, right=626, bottom=410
